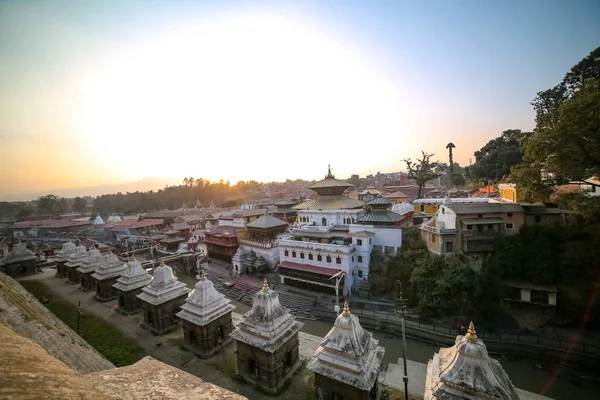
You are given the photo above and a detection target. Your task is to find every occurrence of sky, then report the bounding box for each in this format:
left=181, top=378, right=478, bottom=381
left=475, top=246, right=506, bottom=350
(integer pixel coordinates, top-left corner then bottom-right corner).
left=0, top=0, right=599, bottom=199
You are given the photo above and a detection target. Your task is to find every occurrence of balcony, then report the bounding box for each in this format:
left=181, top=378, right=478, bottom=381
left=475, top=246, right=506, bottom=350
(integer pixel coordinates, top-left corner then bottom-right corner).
left=279, top=238, right=352, bottom=254
left=238, top=238, right=278, bottom=249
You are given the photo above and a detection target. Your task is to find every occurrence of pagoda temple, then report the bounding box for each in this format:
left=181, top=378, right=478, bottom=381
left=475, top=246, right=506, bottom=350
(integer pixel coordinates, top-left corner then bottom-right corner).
left=54, top=241, right=76, bottom=278
left=230, top=279, right=304, bottom=394
left=0, top=240, right=37, bottom=278
left=308, top=301, right=384, bottom=400
left=176, top=270, right=235, bottom=358
left=356, top=196, right=407, bottom=227
left=112, top=257, right=153, bottom=315
left=137, top=259, right=191, bottom=335
left=424, top=322, right=520, bottom=400
left=92, top=249, right=127, bottom=302
left=65, top=241, right=88, bottom=285
left=77, top=248, right=106, bottom=292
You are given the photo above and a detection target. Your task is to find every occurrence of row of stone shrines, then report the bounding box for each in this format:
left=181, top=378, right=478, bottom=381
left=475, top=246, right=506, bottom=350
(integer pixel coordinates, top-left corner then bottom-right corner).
left=53, top=241, right=522, bottom=400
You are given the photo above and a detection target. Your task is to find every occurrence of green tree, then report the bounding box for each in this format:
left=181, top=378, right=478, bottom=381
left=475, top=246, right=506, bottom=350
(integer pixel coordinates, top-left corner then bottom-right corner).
left=17, top=206, right=33, bottom=220
left=402, top=151, right=440, bottom=198
left=465, top=129, right=524, bottom=183
left=72, top=197, right=87, bottom=214
left=37, top=194, right=68, bottom=216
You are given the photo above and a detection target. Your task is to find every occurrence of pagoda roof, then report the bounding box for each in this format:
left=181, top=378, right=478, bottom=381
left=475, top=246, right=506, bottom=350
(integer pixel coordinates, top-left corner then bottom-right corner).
left=112, top=258, right=153, bottom=292
left=65, top=245, right=89, bottom=269
left=246, top=214, right=288, bottom=229
left=357, top=211, right=403, bottom=224
left=367, top=196, right=393, bottom=206
left=2, top=242, right=36, bottom=265
left=77, top=248, right=106, bottom=274
left=91, top=250, right=126, bottom=281
left=424, top=322, right=520, bottom=400
left=176, top=271, right=235, bottom=326
left=293, top=195, right=364, bottom=210
left=308, top=302, right=384, bottom=391
left=229, top=280, right=303, bottom=353
left=306, top=166, right=353, bottom=196
left=55, top=241, right=76, bottom=262
left=137, top=261, right=190, bottom=305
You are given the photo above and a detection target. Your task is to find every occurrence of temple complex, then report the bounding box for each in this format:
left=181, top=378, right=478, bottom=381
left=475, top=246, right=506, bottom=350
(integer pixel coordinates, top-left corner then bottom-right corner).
left=137, top=259, right=191, bottom=335
left=65, top=242, right=89, bottom=285
left=54, top=240, right=76, bottom=278
left=357, top=196, right=407, bottom=227
left=424, top=322, right=520, bottom=400
left=92, top=249, right=127, bottom=302
left=0, top=240, right=37, bottom=278
left=112, top=257, right=153, bottom=315
left=77, top=248, right=106, bottom=291
left=234, top=213, right=287, bottom=275
left=308, top=302, right=384, bottom=400
left=176, top=271, right=235, bottom=358
left=230, top=279, right=304, bottom=394
left=159, top=229, right=186, bottom=251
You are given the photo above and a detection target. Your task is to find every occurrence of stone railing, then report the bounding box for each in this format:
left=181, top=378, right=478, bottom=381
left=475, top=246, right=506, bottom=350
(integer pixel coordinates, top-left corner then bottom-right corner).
left=238, top=238, right=278, bottom=249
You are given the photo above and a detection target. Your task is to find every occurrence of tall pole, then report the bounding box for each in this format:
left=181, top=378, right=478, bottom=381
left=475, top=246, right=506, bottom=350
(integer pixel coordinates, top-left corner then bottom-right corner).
left=76, top=301, right=82, bottom=335
left=396, top=280, right=409, bottom=400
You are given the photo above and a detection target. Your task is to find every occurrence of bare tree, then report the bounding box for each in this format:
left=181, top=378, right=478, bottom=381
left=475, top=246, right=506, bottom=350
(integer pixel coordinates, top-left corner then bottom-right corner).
left=402, top=151, right=441, bottom=198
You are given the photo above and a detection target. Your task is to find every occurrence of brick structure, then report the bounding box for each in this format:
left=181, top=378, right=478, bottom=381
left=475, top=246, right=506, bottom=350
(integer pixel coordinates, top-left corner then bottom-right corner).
left=65, top=242, right=88, bottom=285
left=137, top=259, right=191, bottom=335
left=112, top=257, right=153, bottom=315
left=77, top=248, right=105, bottom=292
left=54, top=241, right=76, bottom=278
left=308, top=302, right=384, bottom=400
left=230, top=280, right=304, bottom=395
left=176, top=270, right=235, bottom=358
left=91, top=249, right=127, bottom=302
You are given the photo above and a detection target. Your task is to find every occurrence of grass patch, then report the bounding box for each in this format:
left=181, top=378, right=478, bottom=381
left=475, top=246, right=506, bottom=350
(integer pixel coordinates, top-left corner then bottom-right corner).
left=19, top=280, right=147, bottom=367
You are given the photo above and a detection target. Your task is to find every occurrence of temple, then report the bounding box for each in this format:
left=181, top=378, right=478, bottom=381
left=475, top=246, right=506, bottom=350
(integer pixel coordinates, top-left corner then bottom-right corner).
left=357, top=196, right=408, bottom=227
left=137, top=259, right=191, bottom=335
left=0, top=240, right=37, bottom=278
left=77, top=248, right=106, bottom=291
left=65, top=241, right=89, bottom=284
left=54, top=240, right=76, bottom=278
left=424, top=322, right=520, bottom=400
left=176, top=270, right=235, bottom=358
left=308, top=302, right=384, bottom=400
left=230, top=279, right=304, bottom=394
left=112, top=257, right=153, bottom=315
left=92, top=249, right=127, bottom=302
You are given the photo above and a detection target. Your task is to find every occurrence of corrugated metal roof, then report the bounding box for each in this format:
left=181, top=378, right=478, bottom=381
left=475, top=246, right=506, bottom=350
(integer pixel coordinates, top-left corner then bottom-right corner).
left=445, top=203, right=523, bottom=214
left=293, top=195, right=364, bottom=210
left=357, top=211, right=402, bottom=223
left=367, top=196, right=393, bottom=205
left=246, top=214, right=288, bottom=229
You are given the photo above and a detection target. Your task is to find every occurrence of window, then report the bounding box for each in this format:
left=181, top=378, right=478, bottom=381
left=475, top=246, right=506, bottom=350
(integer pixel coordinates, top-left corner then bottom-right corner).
left=322, top=217, right=327, bottom=226
left=336, top=257, right=341, bottom=264
left=326, top=255, right=332, bottom=263
left=431, top=234, right=436, bottom=243
left=530, top=290, right=549, bottom=304
left=467, top=225, right=472, bottom=230
left=358, top=256, right=363, bottom=263
left=317, top=254, right=322, bottom=262
left=292, top=251, right=296, bottom=258
left=308, top=253, right=313, bottom=260
left=284, top=351, right=293, bottom=372
left=352, top=256, right=354, bottom=262
left=506, top=223, right=513, bottom=229
left=300, top=252, right=305, bottom=259
left=248, top=358, right=258, bottom=377
left=442, top=208, right=445, bottom=214
left=535, top=215, right=542, bottom=223
left=446, top=242, right=454, bottom=253
left=507, top=212, right=513, bottom=217
left=358, top=270, right=363, bottom=278
left=477, top=214, right=483, bottom=218
left=420, top=205, right=425, bottom=213
left=357, top=239, right=363, bottom=245
left=284, top=250, right=289, bottom=257
left=369, top=239, right=371, bottom=244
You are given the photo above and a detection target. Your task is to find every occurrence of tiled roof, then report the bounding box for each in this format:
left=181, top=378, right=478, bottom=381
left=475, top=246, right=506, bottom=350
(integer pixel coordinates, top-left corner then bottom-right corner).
left=171, top=222, right=189, bottom=231
left=357, top=211, right=403, bottom=223
left=280, top=261, right=342, bottom=277
left=110, top=219, right=164, bottom=230
left=386, top=191, right=409, bottom=198
left=293, top=195, right=364, bottom=210
left=246, top=214, right=288, bottom=229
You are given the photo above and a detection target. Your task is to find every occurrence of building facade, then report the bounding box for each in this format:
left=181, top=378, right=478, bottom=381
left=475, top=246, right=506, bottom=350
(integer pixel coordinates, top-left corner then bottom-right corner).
left=234, top=214, right=288, bottom=274
left=204, top=225, right=240, bottom=263
left=176, top=271, right=235, bottom=358
left=112, top=258, right=153, bottom=315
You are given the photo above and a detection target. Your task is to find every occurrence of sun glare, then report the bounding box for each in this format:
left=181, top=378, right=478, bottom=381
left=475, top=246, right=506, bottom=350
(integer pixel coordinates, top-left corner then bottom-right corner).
left=79, top=10, right=411, bottom=182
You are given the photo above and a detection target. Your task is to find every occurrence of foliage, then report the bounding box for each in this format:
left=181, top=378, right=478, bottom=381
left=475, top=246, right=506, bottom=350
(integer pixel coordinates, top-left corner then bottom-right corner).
left=347, top=174, right=361, bottom=188
left=36, top=194, right=69, bottom=216
left=16, top=205, right=33, bottom=219
left=72, top=197, right=87, bottom=214
left=20, top=280, right=147, bottom=366
left=464, top=129, right=524, bottom=183
left=402, top=151, right=440, bottom=198
left=554, top=192, right=600, bottom=221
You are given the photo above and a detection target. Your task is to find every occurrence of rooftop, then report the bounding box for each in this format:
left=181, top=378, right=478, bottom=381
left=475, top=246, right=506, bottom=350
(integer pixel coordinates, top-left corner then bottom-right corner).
left=445, top=203, right=524, bottom=214
left=112, top=258, right=153, bottom=292
left=357, top=211, right=403, bottom=224
left=137, top=260, right=191, bottom=305
left=177, top=271, right=235, bottom=326
left=246, top=214, right=288, bottom=229
left=293, top=195, right=364, bottom=210
left=91, top=250, right=126, bottom=281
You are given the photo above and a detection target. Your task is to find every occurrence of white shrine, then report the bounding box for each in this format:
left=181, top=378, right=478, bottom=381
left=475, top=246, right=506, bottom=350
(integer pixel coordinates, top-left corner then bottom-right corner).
left=93, top=215, right=105, bottom=226
left=54, top=240, right=76, bottom=278
left=424, top=322, right=520, bottom=400
left=92, top=249, right=127, bottom=302
left=77, top=248, right=106, bottom=291
left=176, top=271, right=236, bottom=358
left=137, top=259, right=191, bottom=335
left=64, top=242, right=88, bottom=284
left=112, top=257, right=153, bottom=315
left=308, top=301, right=385, bottom=400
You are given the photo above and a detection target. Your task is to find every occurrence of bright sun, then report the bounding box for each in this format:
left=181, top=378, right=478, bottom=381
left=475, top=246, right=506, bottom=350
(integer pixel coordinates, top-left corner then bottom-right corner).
left=78, top=10, right=411, bottom=183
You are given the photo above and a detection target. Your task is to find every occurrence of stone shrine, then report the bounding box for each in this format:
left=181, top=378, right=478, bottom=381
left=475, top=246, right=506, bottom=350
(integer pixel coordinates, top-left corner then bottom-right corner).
left=137, top=259, right=191, bottom=335
left=230, top=279, right=303, bottom=394
left=424, top=322, right=520, bottom=400
left=112, top=257, right=153, bottom=315
left=0, top=240, right=37, bottom=278
left=308, top=302, right=384, bottom=400
left=92, top=249, right=127, bottom=302
left=65, top=242, right=88, bottom=284
left=176, top=270, right=235, bottom=358
left=77, top=248, right=106, bottom=291
left=54, top=241, right=76, bottom=278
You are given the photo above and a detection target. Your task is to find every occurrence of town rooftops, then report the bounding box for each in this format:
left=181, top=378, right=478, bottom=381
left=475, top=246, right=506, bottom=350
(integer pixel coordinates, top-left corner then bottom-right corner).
left=444, top=203, right=524, bottom=214
left=10, top=219, right=93, bottom=230
left=246, top=214, right=288, bottom=229
left=109, top=219, right=164, bottom=231
left=206, top=225, right=239, bottom=237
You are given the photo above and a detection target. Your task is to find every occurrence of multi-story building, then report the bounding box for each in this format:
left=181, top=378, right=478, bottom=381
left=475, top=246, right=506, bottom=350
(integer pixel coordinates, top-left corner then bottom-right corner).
left=204, top=225, right=240, bottom=263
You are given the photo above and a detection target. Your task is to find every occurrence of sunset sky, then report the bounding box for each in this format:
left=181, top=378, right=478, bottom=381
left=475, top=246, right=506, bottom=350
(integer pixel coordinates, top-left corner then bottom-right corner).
left=1, top=0, right=599, bottom=199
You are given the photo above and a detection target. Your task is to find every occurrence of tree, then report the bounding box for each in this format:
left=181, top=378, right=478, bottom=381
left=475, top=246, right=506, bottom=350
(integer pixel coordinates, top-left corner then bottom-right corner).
left=17, top=206, right=32, bottom=220
left=37, top=194, right=67, bottom=215
left=465, top=129, right=524, bottom=183
left=347, top=174, right=361, bottom=188
left=72, top=197, right=87, bottom=214
left=402, top=151, right=440, bottom=198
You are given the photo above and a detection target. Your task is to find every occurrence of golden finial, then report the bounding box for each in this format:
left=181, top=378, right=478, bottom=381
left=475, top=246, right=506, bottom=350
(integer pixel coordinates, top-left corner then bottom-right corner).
left=262, top=278, right=270, bottom=292
left=465, top=321, right=478, bottom=343
left=199, top=270, right=207, bottom=281
left=342, top=301, right=351, bottom=318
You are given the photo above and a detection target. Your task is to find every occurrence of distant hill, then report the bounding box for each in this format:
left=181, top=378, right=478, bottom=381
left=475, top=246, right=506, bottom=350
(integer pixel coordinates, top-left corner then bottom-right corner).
left=0, top=177, right=182, bottom=201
